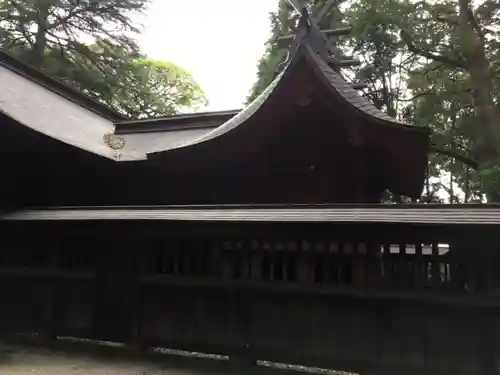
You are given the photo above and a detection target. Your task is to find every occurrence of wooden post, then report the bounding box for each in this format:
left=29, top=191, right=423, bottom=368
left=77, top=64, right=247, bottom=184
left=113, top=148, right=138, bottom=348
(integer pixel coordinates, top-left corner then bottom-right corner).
left=42, top=238, right=58, bottom=342
left=478, top=309, right=498, bottom=375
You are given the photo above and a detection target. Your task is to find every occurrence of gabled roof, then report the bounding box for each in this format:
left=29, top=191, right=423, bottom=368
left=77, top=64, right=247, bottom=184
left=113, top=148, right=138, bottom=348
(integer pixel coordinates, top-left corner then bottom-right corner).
left=163, top=72, right=284, bottom=149
left=0, top=49, right=124, bottom=121
left=114, top=110, right=241, bottom=156
left=0, top=66, right=122, bottom=160
left=0, top=49, right=237, bottom=161
left=144, top=14, right=429, bottom=199
left=147, top=42, right=428, bottom=157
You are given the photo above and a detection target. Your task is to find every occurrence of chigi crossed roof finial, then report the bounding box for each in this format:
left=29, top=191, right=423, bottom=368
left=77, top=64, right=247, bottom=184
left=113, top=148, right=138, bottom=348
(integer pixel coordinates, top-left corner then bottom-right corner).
left=280, top=0, right=363, bottom=82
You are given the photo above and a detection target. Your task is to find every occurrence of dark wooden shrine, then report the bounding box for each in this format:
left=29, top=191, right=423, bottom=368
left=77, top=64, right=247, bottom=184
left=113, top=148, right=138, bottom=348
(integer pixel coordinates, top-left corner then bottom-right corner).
left=0, top=4, right=499, bottom=375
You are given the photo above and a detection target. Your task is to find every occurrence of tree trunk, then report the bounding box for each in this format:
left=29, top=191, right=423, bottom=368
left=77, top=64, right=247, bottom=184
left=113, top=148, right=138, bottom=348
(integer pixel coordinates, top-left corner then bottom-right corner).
left=458, top=0, right=500, bottom=163
left=29, top=0, right=50, bottom=66
left=464, top=165, right=470, bottom=203
left=449, top=171, right=454, bottom=203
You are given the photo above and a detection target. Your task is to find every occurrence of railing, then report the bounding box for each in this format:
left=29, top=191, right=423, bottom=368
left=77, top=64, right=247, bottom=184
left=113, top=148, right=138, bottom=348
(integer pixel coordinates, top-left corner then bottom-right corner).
left=0, top=238, right=490, bottom=295
left=0, top=220, right=498, bottom=375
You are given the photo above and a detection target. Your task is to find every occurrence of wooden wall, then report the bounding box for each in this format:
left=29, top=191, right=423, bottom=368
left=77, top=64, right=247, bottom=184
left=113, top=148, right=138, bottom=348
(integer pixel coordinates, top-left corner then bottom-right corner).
left=0, top=220, right=499, bottom=375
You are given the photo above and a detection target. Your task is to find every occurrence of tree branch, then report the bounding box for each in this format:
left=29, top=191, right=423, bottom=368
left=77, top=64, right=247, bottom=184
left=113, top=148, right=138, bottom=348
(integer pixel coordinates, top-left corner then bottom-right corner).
left=430, top=145, right=478, bottom=168
left=400, top=29, right=467, bottom=68
left=399, top=91, right=436, bottom=102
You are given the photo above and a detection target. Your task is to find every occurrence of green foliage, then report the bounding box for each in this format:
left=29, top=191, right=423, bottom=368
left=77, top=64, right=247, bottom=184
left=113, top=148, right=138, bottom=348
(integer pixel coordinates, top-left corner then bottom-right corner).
left=250, top=0, right=500, bottom=202
left=0, top=0, right=207, bottom=117
left=106, top=57, right=207, bottom=118
left=246, top=0, right=293, bottom=103
left=0, top=0, right=147, bottom=64
left=343, top=0, right=418, bottom=119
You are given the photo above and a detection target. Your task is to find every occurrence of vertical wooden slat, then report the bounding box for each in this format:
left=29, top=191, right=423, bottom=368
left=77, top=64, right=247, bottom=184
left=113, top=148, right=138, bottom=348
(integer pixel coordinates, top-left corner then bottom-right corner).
left=381, top=243, right=391, bottom=289
left=208, top=238, right=220, bottom=277
left=415, top=243, right=423, bottom=291
left=42, top=235, right=58, bottom=340
left=127, top=225, right=143, bottom=351
left=448, top=243, right=462, bottom=292
left=397, top=243, right=405, bottom=289
left=431, top=243, right=440, bottom=290
left=261, top=241, right=272, bottom=281
left=250, top=240, right=262, bottom=281
left=364, top=241, right=380, bottom=291
left=356, top=242, right=366, bottom=289
left=268, top=241, right=277, bottom=282
left=297, top=240, right=311, bottom=283
left=286, top=240, right=298, bottom=283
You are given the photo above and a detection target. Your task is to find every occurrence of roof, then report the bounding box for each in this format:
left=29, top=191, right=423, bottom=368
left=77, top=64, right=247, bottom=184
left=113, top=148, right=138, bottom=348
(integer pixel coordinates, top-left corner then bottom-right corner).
left=2, top=204, right=500, bottom=224
left=114, top=110, right=240, bottom=156
left=114, top=110, right=240, bottom=134
left=120, top=128, right=211, bottom=155
left=307, top=49, right=422, bottom=130
left=158, top=72, right=284, bottom=151
left=0, top=8, right=429, bottom=192
left=1, top=63, right=161, bottom=161
left=0, top=49, right=236, bottom=161
left=0, top=49, right=124, bottom=121
left=147, top=37, right=428, bottom=158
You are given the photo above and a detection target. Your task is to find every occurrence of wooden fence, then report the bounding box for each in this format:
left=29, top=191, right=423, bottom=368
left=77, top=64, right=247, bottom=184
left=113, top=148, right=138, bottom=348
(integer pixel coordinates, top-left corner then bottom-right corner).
left=0, top=219, right=499, bottom=375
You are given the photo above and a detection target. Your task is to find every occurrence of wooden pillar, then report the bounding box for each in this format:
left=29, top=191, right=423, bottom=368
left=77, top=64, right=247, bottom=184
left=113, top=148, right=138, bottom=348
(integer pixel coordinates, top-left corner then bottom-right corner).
left=41, top=226, right=63, bottom=342
left=478, top=309, right=498, bottom=375
left=126, top=223, right=143, bottom=352
left=92, top=222, right=142, bottom=345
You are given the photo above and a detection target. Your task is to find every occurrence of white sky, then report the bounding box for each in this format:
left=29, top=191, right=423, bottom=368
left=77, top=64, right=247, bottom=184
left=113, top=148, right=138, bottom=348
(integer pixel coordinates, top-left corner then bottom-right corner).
left=138, top=0, right=279, bottom=111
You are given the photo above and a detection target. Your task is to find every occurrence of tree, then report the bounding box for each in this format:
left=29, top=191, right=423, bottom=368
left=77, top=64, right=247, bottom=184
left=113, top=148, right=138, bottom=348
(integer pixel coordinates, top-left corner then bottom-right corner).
left=247, top=0, right=294, bottom=103
left=391, top=0, right=500, bottom=201
left=0, top=0, right=208, bottom=117
left=103, top=56, right=207, bottom=118
left=250, top=0, right=500, bottom=202
left=0, top=0, right=147, bottom=67
left=41, top=41, right=207, bottom=117
left=248, top=0, right=352, bottom=103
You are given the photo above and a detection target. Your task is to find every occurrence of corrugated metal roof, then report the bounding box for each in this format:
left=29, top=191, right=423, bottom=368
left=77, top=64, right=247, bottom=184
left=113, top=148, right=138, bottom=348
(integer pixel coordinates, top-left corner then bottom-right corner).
left=2, top=206, right=500, bottom=224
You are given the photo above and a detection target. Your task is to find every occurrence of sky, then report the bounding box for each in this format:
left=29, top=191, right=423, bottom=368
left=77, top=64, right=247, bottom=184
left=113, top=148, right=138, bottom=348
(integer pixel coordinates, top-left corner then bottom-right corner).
left=138, top=0, right=279, bottom=112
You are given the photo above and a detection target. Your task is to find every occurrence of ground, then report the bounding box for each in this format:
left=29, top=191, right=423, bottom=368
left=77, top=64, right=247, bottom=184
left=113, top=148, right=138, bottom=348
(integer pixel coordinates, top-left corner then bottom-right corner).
left=0, top=344, right=231, bottom=375
left=0, top=341, right=353, bottom=375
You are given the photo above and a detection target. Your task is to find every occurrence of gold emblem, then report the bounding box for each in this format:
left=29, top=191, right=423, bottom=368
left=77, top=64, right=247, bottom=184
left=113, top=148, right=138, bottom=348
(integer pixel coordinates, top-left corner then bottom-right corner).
left=103, top=133, right=126, bottom=159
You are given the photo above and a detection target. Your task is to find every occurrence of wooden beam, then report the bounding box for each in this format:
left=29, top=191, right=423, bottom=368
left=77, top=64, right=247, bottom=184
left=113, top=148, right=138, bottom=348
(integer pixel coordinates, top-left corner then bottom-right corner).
left=322, top=26, right=353, bottom=37
left=351, top=83, right=368, bottom=90
left=328, top=57, right=361, bottom=67
left=277, top=26, right=352, bottom=45
left=286, top=0, right=306, bottom=13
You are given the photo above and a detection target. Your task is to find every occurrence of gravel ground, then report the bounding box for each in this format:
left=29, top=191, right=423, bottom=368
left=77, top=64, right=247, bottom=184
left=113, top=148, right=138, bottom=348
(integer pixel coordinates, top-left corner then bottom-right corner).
left=0, top=344, right=231, bottom=375
left=0, top=342, right=355, bottom=375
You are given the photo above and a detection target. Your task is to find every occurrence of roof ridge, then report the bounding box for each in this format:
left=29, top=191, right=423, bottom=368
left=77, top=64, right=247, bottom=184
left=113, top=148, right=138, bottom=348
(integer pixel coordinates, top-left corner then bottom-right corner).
left=115, top=109, right=241, bottom=125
